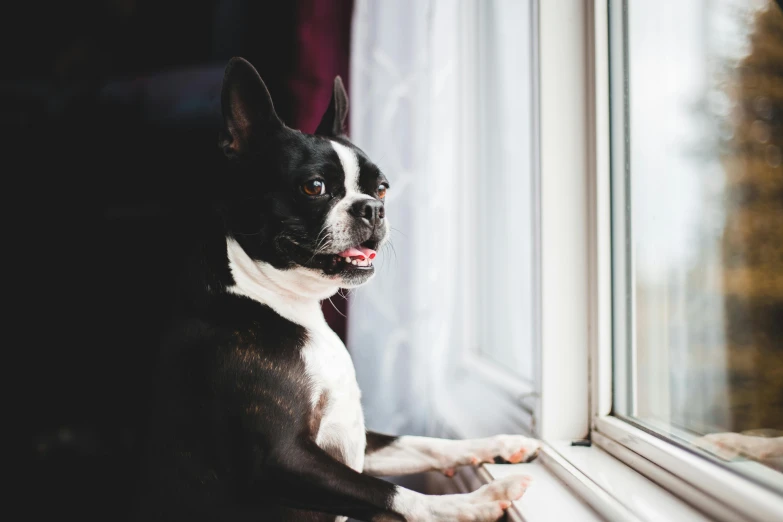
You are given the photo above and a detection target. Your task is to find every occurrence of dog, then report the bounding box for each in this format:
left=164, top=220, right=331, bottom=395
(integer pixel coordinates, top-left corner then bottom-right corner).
left=137, top=57, right=538, bottom=522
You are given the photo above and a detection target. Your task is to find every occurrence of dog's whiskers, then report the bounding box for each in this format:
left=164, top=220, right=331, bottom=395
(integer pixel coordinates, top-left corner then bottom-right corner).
left=382, top=239, right=398, bottom=269
left=324, top=295, right=347, bottom=318
left=305, top=230, right=335, bottom=265
left=390, top=226, right=408, bottom=238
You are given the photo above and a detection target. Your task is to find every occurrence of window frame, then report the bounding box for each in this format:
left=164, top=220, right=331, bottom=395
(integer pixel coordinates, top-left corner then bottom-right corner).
left=435, top=1, right=783, bottom=519
left=589, top=1, right=783, bottom=521
left=437, top=0, right=594, bottom=445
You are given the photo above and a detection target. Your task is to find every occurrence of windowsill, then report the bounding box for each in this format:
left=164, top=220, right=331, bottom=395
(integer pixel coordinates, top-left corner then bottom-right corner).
left=479, top=458, right=600, bottom=521
left=478, top=441, right=709, bottom=522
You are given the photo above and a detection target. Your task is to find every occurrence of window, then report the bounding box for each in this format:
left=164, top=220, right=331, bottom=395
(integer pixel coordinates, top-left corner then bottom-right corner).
left=473, top=0, right=538, bottom=384
left=348, top=0, right=540, bottom=440
left=431, top=0, right=540, bottom=438
left=610, top=0, right=783, bottom=500
left=353, top=1, right=783, bottom=517
left=472, top=0, right=539, bottom=389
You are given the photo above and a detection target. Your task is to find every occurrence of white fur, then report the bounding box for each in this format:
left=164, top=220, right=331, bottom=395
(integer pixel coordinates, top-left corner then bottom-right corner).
left=226, top=236, right=366, bottom=478
left=323, top=141, right=376, bottom=252
left=302, top=322, right=367, bottom=472
left=364, top=435, right=541, bottom=477
left=331, top=140, right=361, bottom=193
left=695, top=432, right=783, bottom=463
left=391, top=475, right=533, bottom=522
left=226, top=238, right=338, bottom=327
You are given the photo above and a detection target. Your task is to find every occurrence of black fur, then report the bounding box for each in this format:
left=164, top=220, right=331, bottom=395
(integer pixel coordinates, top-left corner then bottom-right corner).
left=365, top=432, right=400, bottom=454
left=315, top=76, right=350, bottom=137
left=136, top=58, right=402, bottom=521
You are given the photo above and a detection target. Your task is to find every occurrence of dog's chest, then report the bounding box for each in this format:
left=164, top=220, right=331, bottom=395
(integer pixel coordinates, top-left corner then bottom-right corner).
left=302, top=324, right=366, bottom=473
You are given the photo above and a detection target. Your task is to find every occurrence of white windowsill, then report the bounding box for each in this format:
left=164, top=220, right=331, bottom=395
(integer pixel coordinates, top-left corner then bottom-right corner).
left=478, top=441, right=709, bottom=522
left=479, top=459, right=600, bottom=521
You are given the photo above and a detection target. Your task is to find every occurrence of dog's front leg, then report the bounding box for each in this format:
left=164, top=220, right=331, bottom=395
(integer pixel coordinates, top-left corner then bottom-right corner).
left=266, top=437, right=531, bottom=521
left=364, top=432, right=540, bottom=477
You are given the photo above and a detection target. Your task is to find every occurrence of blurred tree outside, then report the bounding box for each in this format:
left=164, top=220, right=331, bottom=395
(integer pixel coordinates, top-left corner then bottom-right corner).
left=721, top=1, right=783, bottom=434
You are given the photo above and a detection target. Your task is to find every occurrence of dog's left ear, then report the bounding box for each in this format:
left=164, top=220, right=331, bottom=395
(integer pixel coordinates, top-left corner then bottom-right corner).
left=220, top=57, right=283, bottom=158
left=315, top=76, right=349, bottom=137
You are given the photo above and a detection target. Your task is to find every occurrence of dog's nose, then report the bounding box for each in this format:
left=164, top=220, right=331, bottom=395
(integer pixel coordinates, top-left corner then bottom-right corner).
left=350, top=198, right=385, bottom=227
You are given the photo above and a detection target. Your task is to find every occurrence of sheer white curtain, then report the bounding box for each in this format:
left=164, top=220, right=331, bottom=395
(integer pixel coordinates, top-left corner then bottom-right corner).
left=347, top=0, right=464, bottom=437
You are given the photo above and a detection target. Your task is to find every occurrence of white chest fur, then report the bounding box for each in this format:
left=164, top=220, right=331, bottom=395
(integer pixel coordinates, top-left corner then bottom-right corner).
left=302, top=322, right=366, bottom=472
left=225, top=238, right=367, bottom=475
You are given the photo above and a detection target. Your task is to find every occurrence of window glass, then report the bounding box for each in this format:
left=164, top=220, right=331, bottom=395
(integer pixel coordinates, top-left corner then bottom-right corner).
left=474, top=0, right=537, bottom=383
left=613, top=0, right=783, bottom=490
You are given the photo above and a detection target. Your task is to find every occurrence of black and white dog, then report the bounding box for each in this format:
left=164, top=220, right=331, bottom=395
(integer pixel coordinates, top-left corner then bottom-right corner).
left=139, top=57, right=537, bottom=522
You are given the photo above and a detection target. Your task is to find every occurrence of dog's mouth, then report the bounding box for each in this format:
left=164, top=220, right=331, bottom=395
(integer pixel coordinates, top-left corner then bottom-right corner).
left=319, top=240, right=378, bottom=275
left=301, top=240, right=379, bottom=277
left=334, top=244, right=377, bottom=268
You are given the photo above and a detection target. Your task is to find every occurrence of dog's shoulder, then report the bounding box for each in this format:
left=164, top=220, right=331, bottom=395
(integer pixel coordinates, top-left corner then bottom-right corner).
left=151, top=291, right=314, bottom=397
left=164, top=292, right=306, bottom=351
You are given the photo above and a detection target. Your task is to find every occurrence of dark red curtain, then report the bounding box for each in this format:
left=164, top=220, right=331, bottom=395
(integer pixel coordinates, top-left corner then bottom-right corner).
left=288, top=0, right=355, bottom=342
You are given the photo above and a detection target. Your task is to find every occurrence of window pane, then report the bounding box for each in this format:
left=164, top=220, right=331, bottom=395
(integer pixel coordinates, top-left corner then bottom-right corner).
left=613, top=0, right=783, bottom=489
left=474, top=0, right=537, bottom=383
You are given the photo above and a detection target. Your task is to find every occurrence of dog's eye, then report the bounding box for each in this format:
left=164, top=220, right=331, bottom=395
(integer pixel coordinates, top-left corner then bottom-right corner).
left=302, top=179, right=326, bottom=196
left=377, top=184, right=388, bottom=200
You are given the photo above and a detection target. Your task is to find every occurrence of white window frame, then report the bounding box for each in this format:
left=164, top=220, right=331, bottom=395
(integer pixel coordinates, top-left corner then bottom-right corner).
left=589, top=1, right=783, bottom=520
left=437, top=0, right=592, bottom=445
left=444, top=1, right=783, bottom=521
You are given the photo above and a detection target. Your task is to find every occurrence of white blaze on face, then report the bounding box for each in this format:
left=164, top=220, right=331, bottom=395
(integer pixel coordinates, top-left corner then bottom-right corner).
left=324, top=141, right=374, bottom=251
left=331, top=140, right=361, bottom=194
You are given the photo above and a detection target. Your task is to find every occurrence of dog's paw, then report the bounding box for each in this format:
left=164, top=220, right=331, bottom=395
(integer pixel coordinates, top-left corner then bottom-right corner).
left=467, top=474, right=533, bottom=502
left=462, top=434, right=541, bottom=466
left=417, top=475, right=532, bottom=522
left=427, top=500, right=511, bottom=522
left=694, top=432, right=783, bottom=461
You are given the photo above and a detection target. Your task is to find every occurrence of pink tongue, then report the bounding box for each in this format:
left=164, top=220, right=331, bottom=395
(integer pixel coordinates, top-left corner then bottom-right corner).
left=337, top=246, right=377, bottom=260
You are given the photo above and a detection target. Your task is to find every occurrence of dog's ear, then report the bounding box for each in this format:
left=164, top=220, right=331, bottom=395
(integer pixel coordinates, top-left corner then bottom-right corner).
left=315, top=76, right=349, bottom=137
left=220, top=57, right=283, bottom=158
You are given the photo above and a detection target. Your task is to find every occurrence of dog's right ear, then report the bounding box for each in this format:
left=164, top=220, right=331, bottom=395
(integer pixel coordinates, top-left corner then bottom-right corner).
left=315, top=76, right=349, bottom=137
left=220, top=57, right=283, bottom=158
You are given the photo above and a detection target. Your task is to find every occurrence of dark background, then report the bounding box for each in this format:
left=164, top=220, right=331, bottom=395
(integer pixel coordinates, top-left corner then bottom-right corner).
left=6, top=1, right=353, bottom=518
